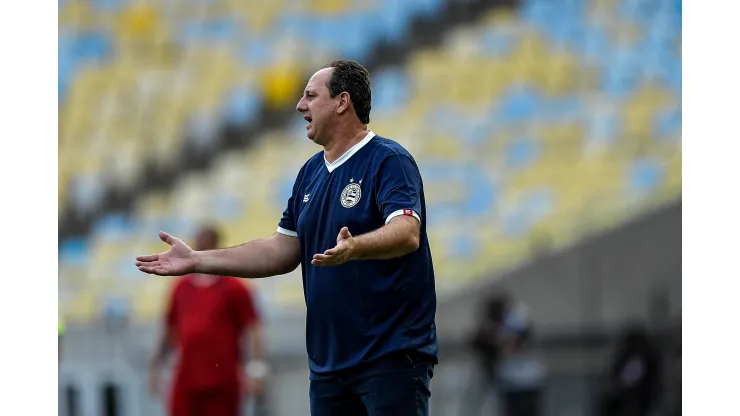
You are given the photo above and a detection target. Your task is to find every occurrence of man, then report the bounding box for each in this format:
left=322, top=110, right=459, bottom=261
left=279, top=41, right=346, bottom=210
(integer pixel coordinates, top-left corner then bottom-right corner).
left=600, top=324, right=661, bottom=416
left=496, top=309, right=545, bottom=416
left=137, top=60, right=438, bottom=415
left=148, top=225, right=267, bottom=416
left=465, top=293, right=545, bottom=416
left=463, top=295, right=509, bottom=415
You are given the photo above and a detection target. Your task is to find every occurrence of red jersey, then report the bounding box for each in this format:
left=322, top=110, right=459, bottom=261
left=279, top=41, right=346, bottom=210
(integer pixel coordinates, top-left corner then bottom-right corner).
left=166, top=274, right=259, bottom=391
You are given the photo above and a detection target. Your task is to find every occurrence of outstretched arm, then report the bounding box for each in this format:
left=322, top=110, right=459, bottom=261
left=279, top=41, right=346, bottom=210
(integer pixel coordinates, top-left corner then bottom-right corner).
left=136, top=232, right=301, bottom=279
left=194, top=233, right=300, bottom=278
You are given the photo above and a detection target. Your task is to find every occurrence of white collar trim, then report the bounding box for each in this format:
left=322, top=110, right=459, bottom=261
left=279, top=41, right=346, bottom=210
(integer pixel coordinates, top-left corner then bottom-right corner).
left=324, top=131, right=376, bottom=173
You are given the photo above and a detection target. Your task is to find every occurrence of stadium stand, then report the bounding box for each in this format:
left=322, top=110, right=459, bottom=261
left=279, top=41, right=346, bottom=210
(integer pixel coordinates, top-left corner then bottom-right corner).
left=59, top=0, right=681, bottom=324
left=59, top=0, right=447, bottom=216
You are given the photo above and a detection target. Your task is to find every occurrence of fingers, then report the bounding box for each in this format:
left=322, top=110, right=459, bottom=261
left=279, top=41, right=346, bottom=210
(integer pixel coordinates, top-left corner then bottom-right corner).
left=311, top=253, right=332, bottom=267
left=312, top=253, right=331, bottom=262
left=136, top=254, right=159, bottom=262
left=159, top=231, right=177, bottom=246
left=311, top=252, right=345, bottom=267
left=137, top=265, right=158, bottom=274
left=138, top=266, right=169, bottom=275
left=311, top=258, right=332, bottom=267
left=338, top=227, right=351, bottom=239
left=136, top=262, right=169, bottom=275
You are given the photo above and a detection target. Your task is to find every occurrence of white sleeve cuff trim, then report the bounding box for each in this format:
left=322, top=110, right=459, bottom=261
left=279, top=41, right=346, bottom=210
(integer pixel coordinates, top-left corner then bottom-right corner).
left=276, top=226, right=298, bottom=237
left=385, top=209, right=422, bottom=225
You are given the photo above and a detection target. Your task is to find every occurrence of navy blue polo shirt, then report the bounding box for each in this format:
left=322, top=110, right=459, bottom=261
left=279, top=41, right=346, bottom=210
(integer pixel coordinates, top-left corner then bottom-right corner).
left=277, top=131, right=438, bottom=375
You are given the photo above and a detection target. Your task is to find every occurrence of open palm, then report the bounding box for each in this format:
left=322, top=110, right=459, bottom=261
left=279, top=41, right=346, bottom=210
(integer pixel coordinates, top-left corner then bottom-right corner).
left=136, top=231, right=196, bottom=276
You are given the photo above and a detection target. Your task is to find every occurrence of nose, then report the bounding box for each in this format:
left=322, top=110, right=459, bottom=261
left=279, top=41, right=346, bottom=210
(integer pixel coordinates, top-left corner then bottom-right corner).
left=296, top=96, right=307, bottom=113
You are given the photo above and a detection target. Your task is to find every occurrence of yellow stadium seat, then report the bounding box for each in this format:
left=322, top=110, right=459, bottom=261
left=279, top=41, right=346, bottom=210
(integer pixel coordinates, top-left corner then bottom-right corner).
left=60, top=0, right=681, bottom=323
left=483, top=8, right=518, bottom=26
left=261, top=64, right=304, bottom=109
left=116, top=3, right=160, bottom=40
left=59, top=0, right=97, bottom=28
left=310, top=0, right=350, bottom=14
left=539, top=52, right=579, bottom=97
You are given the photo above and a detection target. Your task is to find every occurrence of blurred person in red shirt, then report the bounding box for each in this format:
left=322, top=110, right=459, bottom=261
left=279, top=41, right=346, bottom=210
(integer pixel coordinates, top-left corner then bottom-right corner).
left=148, top=225, right=268, bottom=416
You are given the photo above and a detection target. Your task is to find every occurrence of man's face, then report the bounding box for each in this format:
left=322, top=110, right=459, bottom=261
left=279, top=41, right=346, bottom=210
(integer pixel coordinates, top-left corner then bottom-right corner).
left=296, top=68, right=338, bottom=145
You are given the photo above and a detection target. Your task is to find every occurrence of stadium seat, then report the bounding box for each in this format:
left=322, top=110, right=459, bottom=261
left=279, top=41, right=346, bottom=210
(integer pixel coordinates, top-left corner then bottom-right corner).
left=59, top=0, right=681, bottom=324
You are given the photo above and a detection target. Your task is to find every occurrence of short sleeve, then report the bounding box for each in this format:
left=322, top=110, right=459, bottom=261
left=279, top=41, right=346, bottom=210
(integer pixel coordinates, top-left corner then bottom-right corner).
left=376, top=154, right=423, bottom=225
left=276, top=164, right=305, bottom=237
left=232, top=280, right=259, bottom=330
left=165, top=281, right=181, bottom=328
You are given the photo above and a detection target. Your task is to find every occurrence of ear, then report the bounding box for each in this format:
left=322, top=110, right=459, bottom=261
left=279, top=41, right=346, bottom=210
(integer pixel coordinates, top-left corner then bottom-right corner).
left=336, top=91, right=351, bottom=115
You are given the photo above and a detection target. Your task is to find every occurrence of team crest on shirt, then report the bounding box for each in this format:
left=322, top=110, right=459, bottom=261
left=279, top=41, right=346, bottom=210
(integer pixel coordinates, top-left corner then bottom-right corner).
left=340, top=178, right=362, bottom=208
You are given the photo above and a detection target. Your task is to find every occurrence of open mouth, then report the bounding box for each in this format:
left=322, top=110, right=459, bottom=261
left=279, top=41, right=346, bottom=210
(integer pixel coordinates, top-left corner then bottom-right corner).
left=304, top=116, right=313, bottom=129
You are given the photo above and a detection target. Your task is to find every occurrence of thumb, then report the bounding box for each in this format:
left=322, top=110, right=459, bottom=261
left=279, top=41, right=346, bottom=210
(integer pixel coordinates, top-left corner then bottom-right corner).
left=339, top=227, right=351, bottom=238
left=159, top=231, right=177, bottom=246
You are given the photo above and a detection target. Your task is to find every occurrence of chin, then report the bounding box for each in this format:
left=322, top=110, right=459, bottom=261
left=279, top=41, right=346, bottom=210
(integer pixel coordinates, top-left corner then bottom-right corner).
left=306, top=130, right=322, bottom=144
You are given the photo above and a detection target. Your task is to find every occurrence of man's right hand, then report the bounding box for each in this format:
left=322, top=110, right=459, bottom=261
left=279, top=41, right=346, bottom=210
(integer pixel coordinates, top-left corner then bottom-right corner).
left=136, top=231, right=197, bottom=276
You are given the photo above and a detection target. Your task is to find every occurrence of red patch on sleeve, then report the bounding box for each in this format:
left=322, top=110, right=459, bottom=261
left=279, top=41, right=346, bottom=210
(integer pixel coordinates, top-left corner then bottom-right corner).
left=403, top=209, right=414, bottom=216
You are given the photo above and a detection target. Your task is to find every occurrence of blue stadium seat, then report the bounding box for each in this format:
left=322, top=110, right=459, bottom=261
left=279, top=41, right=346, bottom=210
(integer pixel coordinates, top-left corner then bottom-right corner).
left=481, top=29, right=514, bottom=57
left=653, top=107, right=681, bottom=138
left=222, top=86, right=262, bottom=126
left=378, top=0, right=415, bottom=43
left=600, top=52, right=642, bottom=98
left=460, top=119, right=496, bottom=147
left=504, top=138, right=541, bottom=171
left=500, top=209, right=530, bottom=238
left=522, top=188, right=555, bottom=221
left=372, top=67, right=411, bottom=114
left=240, top=38, right=273, bottom=66
left=449, top=234, right=477, bottom=258
left=58, top=0, right=681, bottom=321
left=59, top=238, right=90, bottom=267
left=586, top=109, right=620, bottom=147
left=335, top=15, right=376, bottom=61
left=540, top=95, right=582, bottom=123
left=92, top=0, right=125, bottom=12
left=629, top=158, right=665, bottom=195
left=493, top=86, right=542, bottom=124
left=416, top=0, right=445, bottom=17
left=93, top=213, right=136, bottom=240
left=72, top=31, right=113, bottom=61
left=180, top=18, right=241, bottom=45
left=211, top=193, right=247, bottom=221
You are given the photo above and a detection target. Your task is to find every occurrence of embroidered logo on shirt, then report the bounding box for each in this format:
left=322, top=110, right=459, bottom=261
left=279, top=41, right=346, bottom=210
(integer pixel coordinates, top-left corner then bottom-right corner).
left=340, top=180, right=362, bottom=208
left=303, top=194, right=310, bottom=203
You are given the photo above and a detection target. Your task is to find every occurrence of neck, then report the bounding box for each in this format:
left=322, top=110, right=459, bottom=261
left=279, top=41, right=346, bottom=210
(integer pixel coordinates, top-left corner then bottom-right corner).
left=191, top=273, right=217, bottom=287
left=323, top=123, right=369, bottom=164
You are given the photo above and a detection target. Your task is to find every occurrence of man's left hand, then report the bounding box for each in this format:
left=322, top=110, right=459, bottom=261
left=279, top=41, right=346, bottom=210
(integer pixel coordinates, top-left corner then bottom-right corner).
left=312, top=227, right=356, bottom=267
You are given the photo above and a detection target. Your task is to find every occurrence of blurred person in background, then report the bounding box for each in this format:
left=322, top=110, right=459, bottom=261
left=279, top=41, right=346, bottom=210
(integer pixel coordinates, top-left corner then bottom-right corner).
left=465, top=293, right=545, bottom=416
left=464, top=294, right=509, bottom=414
left=659, top=320, right=681, bottom=416
left=600, top=324, right=661, bottom=416
left=148, top=225, right=267, bottom=416
left=136, top=60, right=437, bottom=416
left=495, top=297, right=545, bottom=416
